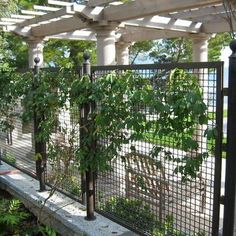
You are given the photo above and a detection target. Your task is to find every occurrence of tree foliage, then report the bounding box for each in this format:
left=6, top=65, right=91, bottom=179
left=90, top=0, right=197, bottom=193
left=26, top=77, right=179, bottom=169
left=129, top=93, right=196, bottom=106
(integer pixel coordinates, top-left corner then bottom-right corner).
left=149, top=38, right=192, bottom=63
left=0, top=67, right=211, bottom=181
left=130, top=33, right=232, bottom=64
left=208, top=33, right=232, bottom=61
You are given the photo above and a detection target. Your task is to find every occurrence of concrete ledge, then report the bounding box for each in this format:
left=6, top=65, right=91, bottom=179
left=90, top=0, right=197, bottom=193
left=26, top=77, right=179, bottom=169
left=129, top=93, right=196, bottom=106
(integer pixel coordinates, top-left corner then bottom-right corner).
left=0, top=162, right=136, bottom=236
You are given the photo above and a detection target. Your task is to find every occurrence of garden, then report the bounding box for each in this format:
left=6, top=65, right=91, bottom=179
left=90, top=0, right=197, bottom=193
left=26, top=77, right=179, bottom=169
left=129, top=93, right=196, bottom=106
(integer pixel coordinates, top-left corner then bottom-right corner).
left=1, top=0, right=235, bottom=236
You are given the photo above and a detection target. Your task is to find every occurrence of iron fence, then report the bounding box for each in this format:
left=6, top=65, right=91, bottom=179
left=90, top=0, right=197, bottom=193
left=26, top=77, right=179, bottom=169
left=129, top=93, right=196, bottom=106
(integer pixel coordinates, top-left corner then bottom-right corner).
left=0, top=60, right=224, bottom=236
left=92, top=62, right=224, bottom=236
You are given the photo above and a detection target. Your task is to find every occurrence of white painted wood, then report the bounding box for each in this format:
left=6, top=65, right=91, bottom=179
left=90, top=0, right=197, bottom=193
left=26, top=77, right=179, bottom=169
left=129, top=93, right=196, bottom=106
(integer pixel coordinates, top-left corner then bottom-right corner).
left=48, top=0, right=73, bottom=7
left=31, top=16, right=88, bottom=37
left=11, top=14, right=34, bottom=19
left=102, top=0, right=222, bottom=21
left=119, top=27, right=192, bottom=42
left=163, top=5, right=225, bottom=20
left=21, top=10, right=46, bottom=16
left=124, top=17, right=200, bottom=33
left=190, top=12, right=231, bottom=23
left=1, top=18, right=24, bottom=23
left=72, top=4, right=102, bottom=20
left=3, top=25, right=31, bottom=37
left=34, top=5, right=61, bottom=12
left=202, top=18, right=236, bottom=33
left=0, top=22, right=15, bottom=25
left=49, top=30, right=96, bottom=40
left=87, top=0, right=120, bottom=7
left=18, top=7, right=74, bottom=28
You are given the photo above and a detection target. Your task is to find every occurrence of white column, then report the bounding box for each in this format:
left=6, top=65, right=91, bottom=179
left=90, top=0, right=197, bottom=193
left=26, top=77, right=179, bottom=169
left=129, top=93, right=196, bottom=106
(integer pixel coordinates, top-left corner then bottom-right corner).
left=192, top=35, right=210, bottom=155
left=95, top=27, right=116, bottom=66
left=116, top=42, right=131, bottom=65
left=27, top=38, right=44, bottom=68
left=192, top=36, right=209, bottom=62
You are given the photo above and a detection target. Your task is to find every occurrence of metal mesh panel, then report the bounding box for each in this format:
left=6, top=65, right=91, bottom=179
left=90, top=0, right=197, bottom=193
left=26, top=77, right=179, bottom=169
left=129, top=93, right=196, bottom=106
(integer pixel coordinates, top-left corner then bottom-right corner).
left=0, top=101, right=36, bottom=176
left=93, top=63, right=223, bottom=236
left=46, top=102, right=82, bottom=200
left=44, top=69, right=83, bottom=202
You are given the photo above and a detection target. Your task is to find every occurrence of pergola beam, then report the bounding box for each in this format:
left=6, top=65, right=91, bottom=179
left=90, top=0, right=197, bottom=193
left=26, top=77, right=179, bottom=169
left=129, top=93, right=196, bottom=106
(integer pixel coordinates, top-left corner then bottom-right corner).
left=87, top=0, right=121, bottom=7
left=202, top=18, right=236, bottom=33
left=124, top=17, right=201, bottom=34
left=102, top=0, right=222, bottom=21
left=163, top=4, right=225, bottom=20
left=21, top=10, right=46, bottom=16
left=48, top=30, right=96, bottom=41
left=48, top=0, right=73, bottom=7
left=17, top=6, right=74, bottom=28
left=11, top=14, right=34, bottom=19
left=31, top=16, right=88, bottom=37
left=3, top=25, right=31, bottom=37
left=33, top=5, right=61, bottom=12
left=119, top=26, right=193, bottom=42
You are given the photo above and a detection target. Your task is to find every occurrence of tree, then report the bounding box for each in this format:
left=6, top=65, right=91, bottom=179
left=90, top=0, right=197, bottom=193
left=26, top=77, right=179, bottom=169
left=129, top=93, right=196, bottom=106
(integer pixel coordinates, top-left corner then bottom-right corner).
left=44, top=39, right=96, bottom=68
left=0, top=0, right=97, bottom=69
left=208, top=33, right=232, bottom=61
left=148, top=38, right=192, bottom=63
left=130, top=33, right=232, bottom=64
left=130, top=41, right=155, bottom=64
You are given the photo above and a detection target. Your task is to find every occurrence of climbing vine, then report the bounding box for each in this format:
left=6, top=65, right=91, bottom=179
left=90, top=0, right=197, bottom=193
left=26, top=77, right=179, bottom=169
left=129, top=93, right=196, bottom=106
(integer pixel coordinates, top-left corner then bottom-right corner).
left=0, top=67, right=212, bottom=181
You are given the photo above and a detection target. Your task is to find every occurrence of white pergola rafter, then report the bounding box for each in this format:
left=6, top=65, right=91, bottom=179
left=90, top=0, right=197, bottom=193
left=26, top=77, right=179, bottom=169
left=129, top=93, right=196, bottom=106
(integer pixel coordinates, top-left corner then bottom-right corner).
left=0, top=0, right=233, bottom=45
left=102, top=0, right=222, bottom=21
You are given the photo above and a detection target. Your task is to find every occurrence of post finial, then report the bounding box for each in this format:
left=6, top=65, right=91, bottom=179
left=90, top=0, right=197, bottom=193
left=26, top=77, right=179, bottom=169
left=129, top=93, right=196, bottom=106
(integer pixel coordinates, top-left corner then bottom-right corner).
left=34, top=57, right=40, bottom=65
left=83, top=51, right=90, bottom=62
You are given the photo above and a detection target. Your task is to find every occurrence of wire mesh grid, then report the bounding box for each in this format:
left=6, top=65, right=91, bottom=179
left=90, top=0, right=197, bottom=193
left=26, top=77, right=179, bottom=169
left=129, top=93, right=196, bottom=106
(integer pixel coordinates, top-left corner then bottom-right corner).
left=44, top=70, right=83, bottom=202
left=92, top=63, right=223, bottom=236
left=0, top=99, right=36, bottom=176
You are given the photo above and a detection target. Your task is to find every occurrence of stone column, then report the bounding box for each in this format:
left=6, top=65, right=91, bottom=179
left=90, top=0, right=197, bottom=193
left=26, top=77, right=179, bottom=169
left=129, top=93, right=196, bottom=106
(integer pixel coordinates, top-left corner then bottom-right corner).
left=116, top=42, right=131, bottom=65
left=27, top=38, right=44, bottom=68
left=192, top=35, right=210, bottom=152
left=95, top=26, right=116, bottom=66
left=192, top=35, right=210, bottom=212
left=192, top=35, right=209, bottom=63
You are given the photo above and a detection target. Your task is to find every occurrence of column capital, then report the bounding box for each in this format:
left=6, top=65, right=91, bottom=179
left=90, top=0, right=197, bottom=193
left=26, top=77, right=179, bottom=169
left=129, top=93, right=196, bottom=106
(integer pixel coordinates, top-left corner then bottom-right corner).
left=26, top=37, right=45, bottom=46
left=192, top=34, right=209, bottom=62
left=91, top=22, right=118, bottom=35
left=93, top=23, right=117, bottom=65
left=116, top=41, right=132, bottom=48
left=191, top=33, right=212, bottom=42
left=116, top=41, right=132, bottom=65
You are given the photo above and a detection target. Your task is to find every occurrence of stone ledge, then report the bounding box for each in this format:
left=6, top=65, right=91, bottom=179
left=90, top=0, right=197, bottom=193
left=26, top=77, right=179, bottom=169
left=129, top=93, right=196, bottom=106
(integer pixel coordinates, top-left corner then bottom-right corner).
left=0, top=162, right=137, bottom=236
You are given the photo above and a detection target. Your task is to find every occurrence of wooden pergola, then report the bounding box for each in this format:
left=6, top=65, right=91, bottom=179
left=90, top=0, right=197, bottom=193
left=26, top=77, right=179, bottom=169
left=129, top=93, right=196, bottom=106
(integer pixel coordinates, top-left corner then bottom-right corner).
left=0, top=0, right=235, bottom=66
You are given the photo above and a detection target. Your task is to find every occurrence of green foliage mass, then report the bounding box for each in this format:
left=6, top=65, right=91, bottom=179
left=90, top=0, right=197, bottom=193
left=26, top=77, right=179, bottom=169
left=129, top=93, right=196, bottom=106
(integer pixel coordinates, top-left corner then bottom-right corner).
left=149, top=38, right=192, bottom=63
left=132, top=33, right=232, bottom=64
left=102, top=196, right=204, bottom=236
left=70, top=68, right=210, bottom=180
left=0, top=197, right=57, bottom=236
left=0, top=67, right=212, bottom=181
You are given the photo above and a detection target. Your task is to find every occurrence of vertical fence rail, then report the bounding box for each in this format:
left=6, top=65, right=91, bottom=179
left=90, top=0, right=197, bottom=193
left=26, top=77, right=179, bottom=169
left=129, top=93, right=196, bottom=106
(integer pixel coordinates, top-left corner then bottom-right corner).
left=223, top=40, right=236, bottom=236
left=80, top=53, right=95, bottom=220
left=212, top=62, right=224, bottom=236
left=33, top=57, right=46, bottom=191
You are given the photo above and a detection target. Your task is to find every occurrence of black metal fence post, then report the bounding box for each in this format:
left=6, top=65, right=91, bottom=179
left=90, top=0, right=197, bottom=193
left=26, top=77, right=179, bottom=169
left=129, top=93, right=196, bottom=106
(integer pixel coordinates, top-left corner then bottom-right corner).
left=80, top=52, right=96, bottom=220
left=33, top=57, right=46, bottom=192
left=223, top=40, right=236, bottom=236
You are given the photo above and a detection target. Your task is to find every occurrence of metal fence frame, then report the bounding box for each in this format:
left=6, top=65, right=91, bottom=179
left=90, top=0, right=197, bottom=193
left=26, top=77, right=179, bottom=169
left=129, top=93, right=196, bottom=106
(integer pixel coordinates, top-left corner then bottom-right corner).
left=0, top=57, right=227, bottom=235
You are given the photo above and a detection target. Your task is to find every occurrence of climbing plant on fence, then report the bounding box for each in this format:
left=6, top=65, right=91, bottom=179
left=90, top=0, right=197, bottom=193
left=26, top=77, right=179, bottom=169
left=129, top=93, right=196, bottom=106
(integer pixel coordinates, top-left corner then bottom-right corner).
left=0, top=67, right=214, bottom=181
